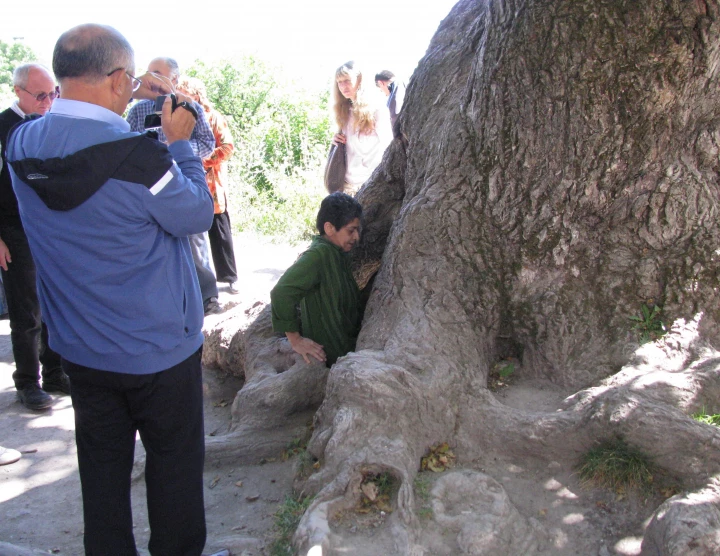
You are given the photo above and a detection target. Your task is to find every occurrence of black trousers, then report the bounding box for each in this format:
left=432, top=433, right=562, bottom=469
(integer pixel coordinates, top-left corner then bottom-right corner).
left=208, top=211, right=237, bottom=283
left=63, top=349, right=206, bottom=556
left=0, top=222, right=62, bottom=389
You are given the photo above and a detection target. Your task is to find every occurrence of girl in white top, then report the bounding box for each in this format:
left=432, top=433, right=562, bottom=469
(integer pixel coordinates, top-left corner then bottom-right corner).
left=332, top=61, right=392, bottom=195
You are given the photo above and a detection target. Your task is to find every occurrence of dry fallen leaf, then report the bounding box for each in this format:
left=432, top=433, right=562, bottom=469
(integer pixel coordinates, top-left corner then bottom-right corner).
left=235, top=481, right=243, bottom=488
left=209, top=476, right=221, bottom=489
left=376, top=498, right=393, bottom=513
left=361, top=482, right=379, bottom=502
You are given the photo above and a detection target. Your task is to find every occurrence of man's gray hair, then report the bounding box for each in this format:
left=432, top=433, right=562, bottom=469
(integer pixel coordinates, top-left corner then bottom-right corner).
left=12, top=63, right=50, bottom=88
left=53, top=24, right=134, bottom=82
left=153, top=57, right=180, bottom=80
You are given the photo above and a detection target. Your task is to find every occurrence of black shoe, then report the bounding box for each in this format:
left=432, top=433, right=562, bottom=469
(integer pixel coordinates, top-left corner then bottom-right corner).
left=17, top=384, right=53, bottom=410
left=43, top=372, right=71, bottom=395
left=204, top=297, right=222, bottom=316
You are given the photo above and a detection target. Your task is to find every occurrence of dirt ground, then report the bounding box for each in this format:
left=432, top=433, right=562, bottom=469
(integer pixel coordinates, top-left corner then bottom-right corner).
left=0, top=235, right=667, bottom=556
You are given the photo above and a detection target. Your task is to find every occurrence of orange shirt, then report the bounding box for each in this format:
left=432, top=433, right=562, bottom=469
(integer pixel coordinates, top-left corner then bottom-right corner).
left=202, top=108, right=234, bottom=214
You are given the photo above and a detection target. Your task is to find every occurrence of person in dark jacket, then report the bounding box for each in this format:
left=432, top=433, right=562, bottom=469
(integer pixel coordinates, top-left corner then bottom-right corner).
left=0, top=63, right=65, bottom=410
left=375, top=69, right=406, bottom=129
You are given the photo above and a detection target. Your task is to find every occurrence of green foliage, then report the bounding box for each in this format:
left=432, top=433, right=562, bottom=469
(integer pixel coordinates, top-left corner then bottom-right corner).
left=577, top=439, right=655, bottom=493
left=498, top=362, right=515, bottom=378
left=414, top=473, right=434, bottom=519
left=489, top=359, right=517, bottom=391
left=0, top=40, right=36, bottom=86
left=628, top=303, right=666, bottom=344
left=374, top=471, right=395, bottom=498
left=270, top=493, right=313, bottom=556
left=414, top=474, right=431, bottom=501
left=187, top=57, right=331, bottom=241
left=228, top=170, right=324, bottom=243
left=0, top=40, right=37, bottom=106
left=692, top=407, right=720, bottom=427
left=282, top=433, right=317, bottom=480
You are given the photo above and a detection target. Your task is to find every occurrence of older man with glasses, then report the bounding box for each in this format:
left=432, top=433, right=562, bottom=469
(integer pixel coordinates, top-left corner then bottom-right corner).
left=6, top=24, right=221, bottom=555
left=0, top=63, right=66, bottom=412
left=126, top=56, right=223, bottom=317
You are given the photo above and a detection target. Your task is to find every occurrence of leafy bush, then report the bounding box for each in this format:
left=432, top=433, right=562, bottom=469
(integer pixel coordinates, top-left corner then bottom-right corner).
left=0, top=40, right=37, bottom=107
left=187, top=58, right=332, bottom=242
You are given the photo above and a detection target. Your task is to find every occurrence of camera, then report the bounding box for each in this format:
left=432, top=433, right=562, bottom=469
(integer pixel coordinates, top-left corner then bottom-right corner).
left=143, top=94, right=177, bottom=129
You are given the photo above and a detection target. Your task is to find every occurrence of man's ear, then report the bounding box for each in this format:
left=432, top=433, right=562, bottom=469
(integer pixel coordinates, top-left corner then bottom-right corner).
left=110, top=69, right=125, bottom=96
left=323, top=222, right=336, bottom=236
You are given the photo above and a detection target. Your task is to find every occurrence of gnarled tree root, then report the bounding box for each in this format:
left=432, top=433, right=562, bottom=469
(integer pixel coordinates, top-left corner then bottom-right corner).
left=292, top=320, right=720, bottom=554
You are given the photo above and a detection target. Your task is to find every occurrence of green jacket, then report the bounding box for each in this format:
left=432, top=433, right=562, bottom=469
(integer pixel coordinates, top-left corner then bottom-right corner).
left=271, top=236, right=360, bottom=365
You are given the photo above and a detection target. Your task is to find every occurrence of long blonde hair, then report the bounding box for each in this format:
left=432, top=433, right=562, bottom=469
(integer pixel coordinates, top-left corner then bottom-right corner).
left=332, top=61, right=376, bottom=135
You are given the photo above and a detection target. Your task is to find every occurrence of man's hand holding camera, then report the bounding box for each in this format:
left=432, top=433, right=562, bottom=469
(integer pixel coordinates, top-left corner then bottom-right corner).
left=162, top=92, right=198, bottom=144
left=132, top=71, right=174, bottom=101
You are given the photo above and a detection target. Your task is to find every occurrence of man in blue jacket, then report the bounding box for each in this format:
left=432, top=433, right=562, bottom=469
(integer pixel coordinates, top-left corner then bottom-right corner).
left=7, top=23, right=213, bottom=555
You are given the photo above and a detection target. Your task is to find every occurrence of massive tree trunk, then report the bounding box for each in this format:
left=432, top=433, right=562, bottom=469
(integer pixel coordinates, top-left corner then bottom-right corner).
left=225, top=0, right=720, bottom=554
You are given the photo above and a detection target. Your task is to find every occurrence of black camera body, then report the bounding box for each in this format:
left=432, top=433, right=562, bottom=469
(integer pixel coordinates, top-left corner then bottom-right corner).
left=143, top=94, right=177, bottom=129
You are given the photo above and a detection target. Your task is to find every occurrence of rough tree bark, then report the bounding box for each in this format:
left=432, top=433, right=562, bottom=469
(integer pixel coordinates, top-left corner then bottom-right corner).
left=223, top=0, right=720, bottom=554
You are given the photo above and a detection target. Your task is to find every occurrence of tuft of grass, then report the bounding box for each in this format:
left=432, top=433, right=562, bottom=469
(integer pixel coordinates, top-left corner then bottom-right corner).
left=498, top=362, right=515, bottom=379
left=577, top=439, right=655, bottom=493
left=270, top=493, right=313, bottom=556
left=375, top=471, right=394, bottom=497
left=414, top=473, right=433, bottom=520
left=417, top=507, right=433, bottom=519
left=488, top=360, right=517, bottom=392
left=628, top=303, right=666, bottom=344
left=692, top=407, right=720, bottom=427
left=414, top=474, right=431, bottom=501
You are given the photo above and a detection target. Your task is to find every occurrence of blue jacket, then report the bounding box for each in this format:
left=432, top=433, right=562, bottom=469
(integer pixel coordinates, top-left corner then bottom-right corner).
left=6, top=99, right=214, bottom=374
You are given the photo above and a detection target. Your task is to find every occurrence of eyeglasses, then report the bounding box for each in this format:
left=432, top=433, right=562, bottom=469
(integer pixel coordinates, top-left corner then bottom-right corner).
left=19, top=86, right=60, bottom=102
left=106, top=68, right=143, bottom=92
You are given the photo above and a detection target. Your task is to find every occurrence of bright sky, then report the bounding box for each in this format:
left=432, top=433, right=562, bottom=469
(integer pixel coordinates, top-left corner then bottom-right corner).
left=1, top=0, right=458, bottom=90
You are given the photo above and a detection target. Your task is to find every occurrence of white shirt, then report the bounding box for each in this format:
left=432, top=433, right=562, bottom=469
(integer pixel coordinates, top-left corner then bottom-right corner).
left=343, top=102, right=392, bottom=187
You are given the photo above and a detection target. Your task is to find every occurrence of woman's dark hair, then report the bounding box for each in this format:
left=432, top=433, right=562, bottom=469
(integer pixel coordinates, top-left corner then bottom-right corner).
left=317, top=192, right=363, bottom=235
